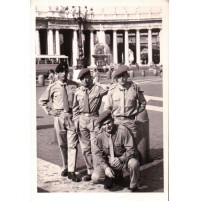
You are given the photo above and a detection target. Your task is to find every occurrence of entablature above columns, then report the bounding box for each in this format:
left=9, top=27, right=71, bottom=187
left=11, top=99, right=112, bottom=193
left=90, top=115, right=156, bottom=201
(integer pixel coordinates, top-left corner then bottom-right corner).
left=36, top=18, right=162, bottom=31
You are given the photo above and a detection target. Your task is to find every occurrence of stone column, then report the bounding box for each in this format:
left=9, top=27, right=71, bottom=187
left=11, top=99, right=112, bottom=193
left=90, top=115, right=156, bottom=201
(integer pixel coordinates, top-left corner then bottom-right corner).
left=136, top=29, right=141, bottom=65
left=90, top=31, right=95, bottom=66
left=55, top=30, right=60, bottom=55
left=124, top=30, right=129, bottom=65
left=148, top=29, right=153, bottom=65
left=113, top=30, right=118, bottom=64
left=72, top=30, right=78, bottom=66
left=35, top=29, right=41, bottom=55
left=47, top=29, right=54, bottom=55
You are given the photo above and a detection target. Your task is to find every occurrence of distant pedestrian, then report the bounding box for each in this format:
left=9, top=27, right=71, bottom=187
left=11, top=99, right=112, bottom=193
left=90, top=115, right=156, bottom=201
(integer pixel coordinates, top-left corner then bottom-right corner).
left=93, top=67, right=100, bottom=84
left=135, top=63, right=139, bottom=71
left=47, top=69, right=56, bottom=84
left=73, top=68, right=108, bottom=181
left=38, top=62, right=80, bottom=182
left=92, top=111, right=140, bottom=192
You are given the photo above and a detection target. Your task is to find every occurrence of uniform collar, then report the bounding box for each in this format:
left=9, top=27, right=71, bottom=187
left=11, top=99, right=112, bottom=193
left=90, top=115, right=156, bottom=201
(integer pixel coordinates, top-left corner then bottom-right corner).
left=118, top=82, right=131, bottom=91
left=58, top=79, right=68, bottom=86
left=81, top=83, right=94, bottom=91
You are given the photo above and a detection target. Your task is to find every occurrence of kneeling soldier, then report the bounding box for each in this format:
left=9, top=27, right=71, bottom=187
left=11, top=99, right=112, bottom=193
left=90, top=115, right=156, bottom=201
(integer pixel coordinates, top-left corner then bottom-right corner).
left=92, top=111, right=140, bottom=192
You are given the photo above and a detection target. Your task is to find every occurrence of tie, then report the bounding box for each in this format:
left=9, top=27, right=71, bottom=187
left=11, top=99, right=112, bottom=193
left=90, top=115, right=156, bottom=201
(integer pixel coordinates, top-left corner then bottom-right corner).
left=108, top=134, right=114, bottom=162
left=120, top=88, right=125, bottom=116
left=62, top=84, right=69, bottom=112
left=83, top=88, right=90, bottom=113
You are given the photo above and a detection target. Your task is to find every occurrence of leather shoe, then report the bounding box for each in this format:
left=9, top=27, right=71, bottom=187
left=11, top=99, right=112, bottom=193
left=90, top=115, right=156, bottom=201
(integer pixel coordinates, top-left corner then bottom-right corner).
left=68, top=172, right=80, bottom=182
left=83, top=174, right=92, bottom=181
left=128, top=187, right=139, bottom=192
left=104, top=176, right=114, bottom=190
left=114, top=175, right=124, bottom=186
left=61, top=169, right=68, bottom=177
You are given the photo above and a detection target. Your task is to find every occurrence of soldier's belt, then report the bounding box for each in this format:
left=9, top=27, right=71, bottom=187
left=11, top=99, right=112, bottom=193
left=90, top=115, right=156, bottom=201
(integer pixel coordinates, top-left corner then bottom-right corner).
left=81, top=112, right=98, bottom=117
left=54, top=109, right=72, bottom=114
left=115, top=115, right=135, bottom=120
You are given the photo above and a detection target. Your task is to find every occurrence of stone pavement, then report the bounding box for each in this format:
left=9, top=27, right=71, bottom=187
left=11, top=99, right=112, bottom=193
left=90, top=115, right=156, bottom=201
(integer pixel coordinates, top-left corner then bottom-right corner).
left=36, top=76, right=165, bottom=193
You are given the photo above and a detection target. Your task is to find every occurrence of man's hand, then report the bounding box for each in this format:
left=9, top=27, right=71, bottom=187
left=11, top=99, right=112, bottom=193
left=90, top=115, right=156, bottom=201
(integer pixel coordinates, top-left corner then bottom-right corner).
left=105, top=167, right=115, bottom=178
left=48, top=110, right=60, bottom=117
left=110, top=157, right=121, bottom=167
left=110, top=157, right=123, bottom=170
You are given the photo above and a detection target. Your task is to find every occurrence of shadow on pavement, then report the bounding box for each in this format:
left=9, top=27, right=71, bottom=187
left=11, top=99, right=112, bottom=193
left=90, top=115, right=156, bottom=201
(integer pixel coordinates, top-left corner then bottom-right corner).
left=150, top=148, right=163, bottom=160
left=37, top=187, right=49, bottom=193
left=37, top=116, right=44, bottom=118
left=139, top=161, right=164, bottom=192
left=37, top=124, right=54, bottom=130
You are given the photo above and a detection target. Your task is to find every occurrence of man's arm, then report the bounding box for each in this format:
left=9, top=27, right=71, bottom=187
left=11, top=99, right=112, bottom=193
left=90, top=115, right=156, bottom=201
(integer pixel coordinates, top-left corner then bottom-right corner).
left=103, top=89, right=113, bottom=111
left=38, top=85, right=52, bottom=115
left=137, top=86, right=147, bottom=114
left=72, top=90, right=80, bottom=121
left=118, top=126, right=136, bottom=163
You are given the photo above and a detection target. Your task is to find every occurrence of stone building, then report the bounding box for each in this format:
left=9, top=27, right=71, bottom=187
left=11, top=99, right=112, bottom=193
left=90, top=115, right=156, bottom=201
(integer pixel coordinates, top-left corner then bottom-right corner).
left=35, top=5, right=163, bottom=67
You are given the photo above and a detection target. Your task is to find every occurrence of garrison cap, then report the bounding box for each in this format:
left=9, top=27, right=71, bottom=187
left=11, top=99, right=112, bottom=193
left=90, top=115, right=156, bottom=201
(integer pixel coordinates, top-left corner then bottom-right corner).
left=55, top=62, right=69, bottom=73
left=113, top=65, right=129, bottom=78
left=77, top=68, right=91, bottom=79
left=96, top=111, right=112, bottom=125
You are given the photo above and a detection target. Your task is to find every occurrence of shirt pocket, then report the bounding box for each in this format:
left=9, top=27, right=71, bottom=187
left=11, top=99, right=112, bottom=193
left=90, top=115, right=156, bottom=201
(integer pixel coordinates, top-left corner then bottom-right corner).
left=77, top=95, right=84, bottom=107
left=113, top=97, right=120, bottom=107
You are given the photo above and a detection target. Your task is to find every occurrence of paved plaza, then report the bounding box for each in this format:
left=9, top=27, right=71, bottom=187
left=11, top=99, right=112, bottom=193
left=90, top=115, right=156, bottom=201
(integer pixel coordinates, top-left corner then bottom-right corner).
left=35, top=75, right=165, bottom=193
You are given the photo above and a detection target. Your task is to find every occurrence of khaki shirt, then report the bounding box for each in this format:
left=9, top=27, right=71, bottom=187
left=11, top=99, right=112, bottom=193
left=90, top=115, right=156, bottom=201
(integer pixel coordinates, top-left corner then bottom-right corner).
left=104, top=81, right=146, bottom=118
left=94, top=124, right=138, bottom=170
left=73, top=83, right=108, bottom=120
left=38, top=80, right=79, bottom=114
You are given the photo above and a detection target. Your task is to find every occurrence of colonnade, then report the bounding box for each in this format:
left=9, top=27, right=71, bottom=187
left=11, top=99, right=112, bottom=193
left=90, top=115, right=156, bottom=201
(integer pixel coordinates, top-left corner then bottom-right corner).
left=35, top=28, right=162, bottom=66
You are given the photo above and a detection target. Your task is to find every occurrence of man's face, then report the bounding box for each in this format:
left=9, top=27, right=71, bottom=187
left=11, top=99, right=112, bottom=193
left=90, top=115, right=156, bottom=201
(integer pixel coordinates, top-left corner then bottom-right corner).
left=101, top=119, right=114, bottom=134
left=116, top=72, right=128, bottom=86
left=58, top=70, right=68, bottom=82
left=81, top=74, right=92, bottom=87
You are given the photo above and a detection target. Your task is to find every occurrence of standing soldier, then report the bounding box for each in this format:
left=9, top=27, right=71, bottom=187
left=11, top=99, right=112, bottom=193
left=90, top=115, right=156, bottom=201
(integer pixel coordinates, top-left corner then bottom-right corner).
left=38, top=62, right=80, bottom=182
left=104, top=65, right=147, bottom=141
left=73, top=68, right=108, bottom=181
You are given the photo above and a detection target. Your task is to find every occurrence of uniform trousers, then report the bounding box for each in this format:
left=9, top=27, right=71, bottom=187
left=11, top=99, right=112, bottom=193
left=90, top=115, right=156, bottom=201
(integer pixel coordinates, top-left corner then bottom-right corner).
left=78, top=114, right=99, bottom=174
left=114, top=118, right=138, bottom=143
left=54, top=112, right=78, bottom=172
left=92, top=158, right=140, bottom=188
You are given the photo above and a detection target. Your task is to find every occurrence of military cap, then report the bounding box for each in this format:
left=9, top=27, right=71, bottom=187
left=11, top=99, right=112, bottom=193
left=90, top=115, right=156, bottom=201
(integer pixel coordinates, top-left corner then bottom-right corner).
left=96, top=111, right=112, bottom=125
left=55, top=62, right=69, bottom=73
left=113, top=65, right=129, bottom=78
left=77, top=68, right=91, bottom=79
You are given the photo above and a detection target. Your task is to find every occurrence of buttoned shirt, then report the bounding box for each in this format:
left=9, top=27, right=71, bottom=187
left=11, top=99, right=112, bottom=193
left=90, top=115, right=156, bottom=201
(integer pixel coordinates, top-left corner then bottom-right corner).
left=94, top=124, right=138, bottom=170
left=38, top=80, right=79, bottom=114
left=104, top=82, right=146, bottom=118
left=73, top=83, right=108, bottom=120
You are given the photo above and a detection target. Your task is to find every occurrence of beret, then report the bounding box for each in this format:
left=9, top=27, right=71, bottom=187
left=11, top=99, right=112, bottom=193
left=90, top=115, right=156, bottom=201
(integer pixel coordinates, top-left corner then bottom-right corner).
left=55, top=62, right=69, bottom=73
left=77, top=68, right=91, bottom=79
left=96, top=111, right=112, bottom=125
left=113, top=65, right=129, bottom=78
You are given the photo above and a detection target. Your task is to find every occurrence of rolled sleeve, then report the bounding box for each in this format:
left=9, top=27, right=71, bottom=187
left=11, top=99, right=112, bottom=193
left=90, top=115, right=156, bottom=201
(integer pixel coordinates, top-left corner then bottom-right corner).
left=38, top=86, right=52, bottom=115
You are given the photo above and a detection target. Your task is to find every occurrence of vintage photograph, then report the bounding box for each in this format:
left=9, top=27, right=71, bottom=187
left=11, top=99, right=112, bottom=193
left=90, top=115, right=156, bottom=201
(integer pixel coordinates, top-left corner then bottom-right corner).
left=32, top=0, right=168, bottom=198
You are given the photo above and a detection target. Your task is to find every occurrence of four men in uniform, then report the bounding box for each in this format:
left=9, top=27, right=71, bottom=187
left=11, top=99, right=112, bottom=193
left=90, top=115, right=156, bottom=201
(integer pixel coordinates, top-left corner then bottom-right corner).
left=38, top=63, right=147, bottom=191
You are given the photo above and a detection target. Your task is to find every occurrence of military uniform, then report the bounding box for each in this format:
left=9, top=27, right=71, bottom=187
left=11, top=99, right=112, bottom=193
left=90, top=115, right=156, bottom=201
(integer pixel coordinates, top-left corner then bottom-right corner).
left=73, top=70, right=108, bottom=176
left=39, top=79, right=79, bottom=173
left=92, top=111, right=140, bottom=190
left=104, top=72, right=146, bottom=140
